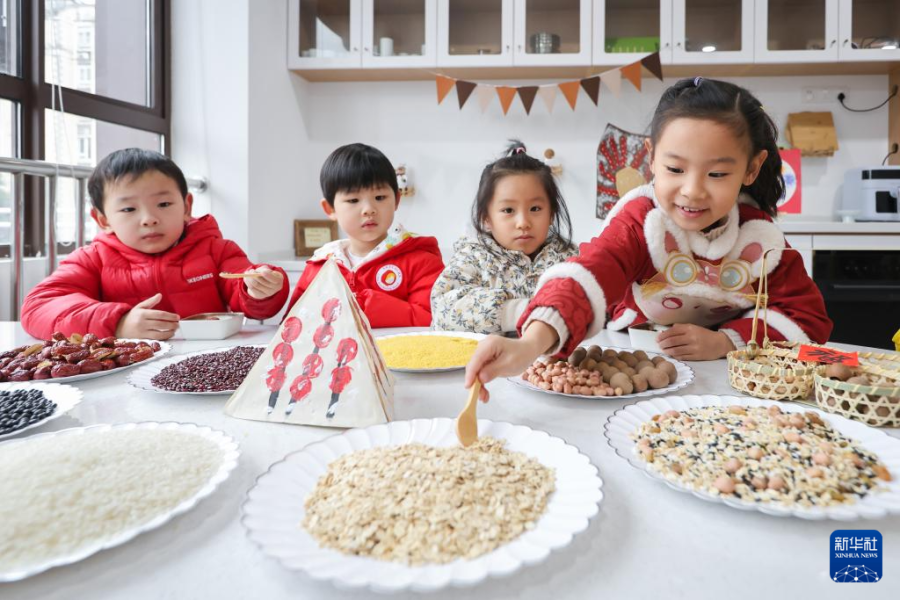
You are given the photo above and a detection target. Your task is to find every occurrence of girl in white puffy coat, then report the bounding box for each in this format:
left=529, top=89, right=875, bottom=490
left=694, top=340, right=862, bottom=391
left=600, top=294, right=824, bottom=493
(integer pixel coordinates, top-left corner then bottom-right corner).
left=431, top=142, right=577, bottom=334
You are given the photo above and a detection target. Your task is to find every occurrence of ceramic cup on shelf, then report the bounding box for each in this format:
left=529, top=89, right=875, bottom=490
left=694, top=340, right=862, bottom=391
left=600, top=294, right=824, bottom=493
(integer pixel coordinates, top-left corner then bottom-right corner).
left=379, top=37, right=394, bottom=57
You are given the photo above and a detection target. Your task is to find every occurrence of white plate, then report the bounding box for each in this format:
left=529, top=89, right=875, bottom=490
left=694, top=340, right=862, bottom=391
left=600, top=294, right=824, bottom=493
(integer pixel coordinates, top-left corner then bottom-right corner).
left=604, top=394, right=900, bottom=520
left=242, top=418, right=603, bottom=593
left=376, top=331, right=485, bottom=373
left=0, top=421, right=240, bottom=582
left=2, top=339, right=172, bottom=384
left=127, top=345, right=267, bottom=395
left=0, top=382, right=83, bottom=440
left=508, top=347, right=694, bottom=400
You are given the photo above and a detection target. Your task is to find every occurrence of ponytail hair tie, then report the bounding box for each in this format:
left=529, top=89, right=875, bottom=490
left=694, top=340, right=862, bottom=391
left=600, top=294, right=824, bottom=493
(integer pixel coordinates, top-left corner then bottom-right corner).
left=510, top=146, right=526, bottom=156
left=693, top=76, right=703, bottom=87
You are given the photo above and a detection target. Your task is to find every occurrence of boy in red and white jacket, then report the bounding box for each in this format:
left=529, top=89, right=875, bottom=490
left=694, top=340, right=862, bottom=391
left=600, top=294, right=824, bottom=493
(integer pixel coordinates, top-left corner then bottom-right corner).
left=284, top=144, right=444, bottom=327
left=22, top=149, right=289, bottom=340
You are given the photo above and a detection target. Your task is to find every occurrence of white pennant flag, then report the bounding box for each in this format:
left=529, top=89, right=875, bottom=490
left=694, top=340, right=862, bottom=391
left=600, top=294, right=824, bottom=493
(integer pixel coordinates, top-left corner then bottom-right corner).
left=600, top=68, right=622, bottom=96
left=537, top=86, right=557, bottom=113
left=476, top=85, right=494, bottom=113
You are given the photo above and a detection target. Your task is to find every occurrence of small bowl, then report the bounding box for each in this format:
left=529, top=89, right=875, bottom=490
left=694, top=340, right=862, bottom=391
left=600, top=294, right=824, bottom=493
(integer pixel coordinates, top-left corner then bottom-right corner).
left=178, top=313, right=244, bottom=340
left=628, top=323, right=669, bottom=353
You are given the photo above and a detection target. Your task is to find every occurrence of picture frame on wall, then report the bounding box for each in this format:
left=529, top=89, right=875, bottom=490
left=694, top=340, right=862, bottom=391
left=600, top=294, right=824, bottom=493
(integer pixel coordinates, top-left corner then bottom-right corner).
left=294, top=220, right=338, bottom=257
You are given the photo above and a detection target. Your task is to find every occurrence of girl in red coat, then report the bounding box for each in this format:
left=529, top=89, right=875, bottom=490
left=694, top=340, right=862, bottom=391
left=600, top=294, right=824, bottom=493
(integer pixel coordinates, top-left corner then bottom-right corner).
left=466, top=77, right=833, bottom=400
left=22, top=149, right=289, bottom=340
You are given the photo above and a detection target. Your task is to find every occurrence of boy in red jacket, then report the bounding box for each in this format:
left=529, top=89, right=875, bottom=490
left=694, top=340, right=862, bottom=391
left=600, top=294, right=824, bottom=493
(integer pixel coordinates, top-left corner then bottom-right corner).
left=285, top=143, right=444, bottom=327
left=22, top=148, right=289, bottom=340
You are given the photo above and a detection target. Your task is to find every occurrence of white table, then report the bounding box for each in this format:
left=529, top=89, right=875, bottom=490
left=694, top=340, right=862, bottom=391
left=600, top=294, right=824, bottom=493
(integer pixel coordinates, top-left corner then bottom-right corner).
left=2, top=323, right=898, bottom=600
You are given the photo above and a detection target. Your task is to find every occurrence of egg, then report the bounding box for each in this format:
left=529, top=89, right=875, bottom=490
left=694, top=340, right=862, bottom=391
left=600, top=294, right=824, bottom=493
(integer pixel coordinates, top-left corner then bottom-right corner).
left=825, top=363, right=854, bottom=382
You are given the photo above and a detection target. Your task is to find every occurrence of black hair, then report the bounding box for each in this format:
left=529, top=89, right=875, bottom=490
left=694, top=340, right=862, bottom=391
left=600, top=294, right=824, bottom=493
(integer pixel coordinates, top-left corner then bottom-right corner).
left=87, top=148, right=189, bottom=214
left=320, top=143, right=399, bottom=205
left=472, top=140, right=573, bottom=253
left=649, top=77, right=784, bottom=217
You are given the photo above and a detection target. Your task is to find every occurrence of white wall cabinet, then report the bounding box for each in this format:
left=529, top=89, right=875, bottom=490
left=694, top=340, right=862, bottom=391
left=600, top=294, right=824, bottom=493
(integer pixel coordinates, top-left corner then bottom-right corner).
left=593, top=0, right=672, bottom=66
left=289, top=0, right=900, bottom=74
left=513, top=0, right=592, bottom=66
left=837, top=0, right=900, bottom=61
left=287, top=0, right=362, bottom=69
left=436, top=0, right=513, bottom=67
left=361, top=0, right=436, bottom=68
left=754, top=0, right=839, bottom=63
left=672, top=0, right=754, bottom=65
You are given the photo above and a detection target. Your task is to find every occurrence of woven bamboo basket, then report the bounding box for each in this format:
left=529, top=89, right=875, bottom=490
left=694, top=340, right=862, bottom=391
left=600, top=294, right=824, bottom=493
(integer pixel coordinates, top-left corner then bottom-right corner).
left=815, top=352, right=900, bottom=427
left=726, top=249, right=818, bottom=401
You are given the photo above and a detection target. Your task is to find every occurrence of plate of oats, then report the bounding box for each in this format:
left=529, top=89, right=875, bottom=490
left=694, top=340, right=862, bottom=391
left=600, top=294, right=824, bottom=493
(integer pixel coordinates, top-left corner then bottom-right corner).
left=241, top=418, right=603, bottom=593
left=604, top=394, right=900, bottom=520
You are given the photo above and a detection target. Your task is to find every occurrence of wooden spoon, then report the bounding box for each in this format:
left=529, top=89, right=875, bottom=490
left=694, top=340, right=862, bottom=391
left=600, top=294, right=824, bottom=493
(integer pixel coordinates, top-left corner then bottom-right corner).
left=456, top=379, right=481, bottom=447
left=219, top=272, right=263, bottom=279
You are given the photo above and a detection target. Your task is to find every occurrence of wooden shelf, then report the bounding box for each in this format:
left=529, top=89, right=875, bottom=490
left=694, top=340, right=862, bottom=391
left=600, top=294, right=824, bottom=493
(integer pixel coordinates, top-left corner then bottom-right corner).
left=293, top=60, right=900, bottom=82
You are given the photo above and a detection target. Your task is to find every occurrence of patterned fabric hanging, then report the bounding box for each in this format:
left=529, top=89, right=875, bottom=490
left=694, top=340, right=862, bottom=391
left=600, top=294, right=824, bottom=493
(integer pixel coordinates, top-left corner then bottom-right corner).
left=596, top=124, right=653, bottom=220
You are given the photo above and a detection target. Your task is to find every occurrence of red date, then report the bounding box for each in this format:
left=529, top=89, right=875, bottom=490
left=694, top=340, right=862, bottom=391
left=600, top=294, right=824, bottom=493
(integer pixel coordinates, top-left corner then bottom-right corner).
left=77, top=359, right=104, bottom=374
left=51, top=363, right=82, bottom=378
left=33, top=365, right=52, bottom=379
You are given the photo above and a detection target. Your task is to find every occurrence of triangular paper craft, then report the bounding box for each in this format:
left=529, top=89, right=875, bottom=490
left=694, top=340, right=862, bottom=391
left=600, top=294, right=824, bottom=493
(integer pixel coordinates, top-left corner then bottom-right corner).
left=537, top=86, right=557, bottom=113
left=496, top=86, right=517, bottom=115
left=517, top=86, right=539, bottom=114
left=600, top=68, right=622, bottom=96
left=621, top=61, right=642, bottom=91
left=436, top=75, right=456, bottom=104
left=224, top=259, right=394, bottom=428
left=641, top=52, right=663, bottom=81
left=456, top=80, right=477, bottom=109
left=580, top=76, right=601, bottom=106
left=558, top=81, right=580, bottom=110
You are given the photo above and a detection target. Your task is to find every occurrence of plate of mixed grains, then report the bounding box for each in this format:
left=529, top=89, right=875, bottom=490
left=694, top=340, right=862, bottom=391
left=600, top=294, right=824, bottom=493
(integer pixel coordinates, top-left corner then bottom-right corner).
left=127, top=345, right=267, bottom=395
left=375, top=331, right=485, bottom=373
left=241, top=418, right=603, bottom=593
left=510, top=345, right=694, bottom=400
left=604, top=394, right=900, bottom=520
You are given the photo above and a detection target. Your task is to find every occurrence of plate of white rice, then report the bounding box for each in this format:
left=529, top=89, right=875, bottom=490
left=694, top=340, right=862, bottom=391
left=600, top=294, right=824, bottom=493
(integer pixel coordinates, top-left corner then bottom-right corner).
left=0, top=421, right=240, bottom=581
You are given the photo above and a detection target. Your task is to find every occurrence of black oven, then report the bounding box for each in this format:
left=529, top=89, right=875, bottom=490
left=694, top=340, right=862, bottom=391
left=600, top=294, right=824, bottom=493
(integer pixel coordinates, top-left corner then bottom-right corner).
left=813, top=251, right=900, bottom=350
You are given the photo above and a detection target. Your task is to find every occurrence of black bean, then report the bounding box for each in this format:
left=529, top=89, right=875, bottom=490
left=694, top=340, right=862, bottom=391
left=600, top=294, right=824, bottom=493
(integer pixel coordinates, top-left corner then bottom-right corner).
left=0, top=389, right=57, bottom=435
left=151, top=346, right=265, bottom=392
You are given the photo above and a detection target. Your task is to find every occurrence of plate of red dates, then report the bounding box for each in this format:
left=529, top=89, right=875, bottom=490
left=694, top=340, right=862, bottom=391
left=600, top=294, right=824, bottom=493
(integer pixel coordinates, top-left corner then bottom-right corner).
left=0, top=333, right=171, bottom=384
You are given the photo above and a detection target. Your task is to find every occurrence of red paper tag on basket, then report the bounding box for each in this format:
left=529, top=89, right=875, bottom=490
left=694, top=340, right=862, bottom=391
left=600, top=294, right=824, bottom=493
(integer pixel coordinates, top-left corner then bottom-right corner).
left=797, top=345, right=859, bottom=366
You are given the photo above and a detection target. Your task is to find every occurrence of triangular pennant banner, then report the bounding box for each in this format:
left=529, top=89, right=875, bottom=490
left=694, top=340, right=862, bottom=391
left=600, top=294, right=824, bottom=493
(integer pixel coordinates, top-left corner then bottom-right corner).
left=436, top=75, right=456, bottom=104
left=456, top=80, right=477, bottom=109
left=496, top=86, right=517, bottom=115
left=641, top=52, right=663, bottom=81
left=580, top=76, right=601, bottom=106
left=517, top=86, right=539, bottom=115
left=558, top=81, right=580, bottom=110
left=621, top=61, right=642, bottom=91
left=600, top=68, right=622, bottom=96
left=537, top=85, right=557, bottom=113
left=476, top=85, right=494, bottom=113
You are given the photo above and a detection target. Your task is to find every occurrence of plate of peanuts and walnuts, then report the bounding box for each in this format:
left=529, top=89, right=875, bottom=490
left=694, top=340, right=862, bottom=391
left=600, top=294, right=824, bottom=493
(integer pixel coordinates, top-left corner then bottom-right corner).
left=509, top=345, right=694, bottom=400
left=0, top=333, right=171, bottom=384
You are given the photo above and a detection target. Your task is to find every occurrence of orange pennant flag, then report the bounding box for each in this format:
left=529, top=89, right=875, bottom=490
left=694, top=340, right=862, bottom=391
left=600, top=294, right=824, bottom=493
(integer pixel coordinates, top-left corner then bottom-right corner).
left=496, top=86, right=517, bottom=115
left=436, top=75, right=456, bottom=104
left=558, top=81, right=580, bottom=110
left=621, top=62, right=642, bottom=91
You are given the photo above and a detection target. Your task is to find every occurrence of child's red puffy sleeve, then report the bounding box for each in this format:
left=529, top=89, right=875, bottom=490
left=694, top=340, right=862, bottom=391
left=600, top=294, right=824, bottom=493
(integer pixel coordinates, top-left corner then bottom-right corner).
left=21, top=247, right=132, bottom=339
left=517, top=201, right=653, bottom=357
left=214, top=240, right=289, bottom=320
left=717, top=248, right=832, bottom=347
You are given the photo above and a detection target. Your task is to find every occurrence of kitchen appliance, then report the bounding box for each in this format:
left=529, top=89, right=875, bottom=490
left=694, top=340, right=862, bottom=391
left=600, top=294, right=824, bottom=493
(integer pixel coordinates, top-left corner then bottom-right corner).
left=813, top=250, right=900, bottom=350
left=841, top=167, right=900, bottom=222
left=529, top=32, right=560, bottom=54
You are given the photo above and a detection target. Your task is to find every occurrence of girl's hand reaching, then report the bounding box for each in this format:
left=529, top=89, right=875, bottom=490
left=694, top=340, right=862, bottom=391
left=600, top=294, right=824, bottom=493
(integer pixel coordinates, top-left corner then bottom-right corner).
left=656, top=323, right=735, bottom=361
left=464, top=321, right=560, bottom=402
